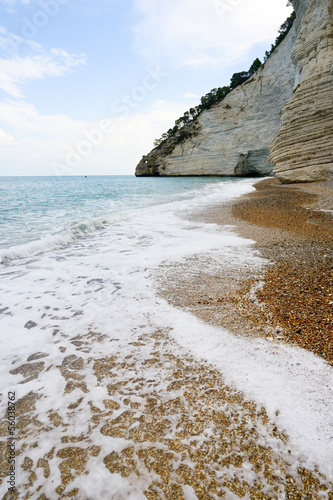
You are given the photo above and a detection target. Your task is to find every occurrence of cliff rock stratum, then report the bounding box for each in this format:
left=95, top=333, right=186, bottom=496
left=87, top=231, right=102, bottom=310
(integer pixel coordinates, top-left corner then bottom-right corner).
left=135, top=0, right=333, bottom=183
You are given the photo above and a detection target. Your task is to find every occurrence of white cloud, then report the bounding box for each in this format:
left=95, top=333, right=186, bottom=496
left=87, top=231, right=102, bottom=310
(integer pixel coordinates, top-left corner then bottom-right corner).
left=0, top=0, right=30, bottom=4
left=53, top=99, right=187, bottom=175
left=132, top=0, right=293, bottom=69
left=0, top=0, right=30, bottom=14
left=0, top=99, right=86, bottom=135
left=0, top=99, right=186, bottom=175
left=0, top=28, right=86, bottom=98
left=102, top=100, right=185, bottom=148
left=0, top=128, right=16, bottom=145
left=183, top=92, right=199, bottom=99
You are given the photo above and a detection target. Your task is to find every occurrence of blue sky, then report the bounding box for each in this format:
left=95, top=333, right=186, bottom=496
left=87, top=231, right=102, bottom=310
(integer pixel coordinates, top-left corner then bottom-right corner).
left=0, top=0, right=293, bottom=176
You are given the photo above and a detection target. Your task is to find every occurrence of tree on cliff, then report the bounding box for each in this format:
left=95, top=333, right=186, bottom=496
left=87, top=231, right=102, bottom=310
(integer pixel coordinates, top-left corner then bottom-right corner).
left=248, top=58, right=262, bottom=76
left=230, top=71, right=251, bottom=90
left=264, top=11, right=296, bottom=60
left=153, top=11, right=296, bottom=150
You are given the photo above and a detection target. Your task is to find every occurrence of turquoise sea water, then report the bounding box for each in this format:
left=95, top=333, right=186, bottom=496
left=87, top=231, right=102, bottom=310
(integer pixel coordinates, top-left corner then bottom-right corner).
left=0, top=175, right=244, bottom=262
left=1, top=175, right=258, bottom=497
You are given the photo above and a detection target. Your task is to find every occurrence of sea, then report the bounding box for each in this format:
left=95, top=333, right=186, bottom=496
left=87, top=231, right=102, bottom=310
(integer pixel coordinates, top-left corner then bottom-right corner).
left=0, top=175, right=252, bottom=261
left=0, top=175, right=332, bottom=498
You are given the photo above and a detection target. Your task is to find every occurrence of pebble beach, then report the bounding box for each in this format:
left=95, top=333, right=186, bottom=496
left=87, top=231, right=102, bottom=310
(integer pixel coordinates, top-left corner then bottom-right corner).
left=0, top=177, right=332, bottom=499
left=178, top=178, right=333, bottom=365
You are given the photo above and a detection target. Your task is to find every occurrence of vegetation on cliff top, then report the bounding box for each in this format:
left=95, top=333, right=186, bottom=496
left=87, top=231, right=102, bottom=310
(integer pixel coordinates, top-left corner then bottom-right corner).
left=152, top=11, right=296, bottom=151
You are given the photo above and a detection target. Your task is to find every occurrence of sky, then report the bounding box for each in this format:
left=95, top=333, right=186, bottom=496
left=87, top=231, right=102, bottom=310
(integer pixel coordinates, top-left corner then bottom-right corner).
left=0, top=0, right=293, bottom=176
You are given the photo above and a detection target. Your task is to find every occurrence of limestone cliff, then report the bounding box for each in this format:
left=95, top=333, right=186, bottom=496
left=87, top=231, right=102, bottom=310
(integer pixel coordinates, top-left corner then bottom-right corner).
left=136, top=26, right=297, bottom=177
left=136, top=0, right=333, bottom=182
left=270, top=0, right=333, bottom=183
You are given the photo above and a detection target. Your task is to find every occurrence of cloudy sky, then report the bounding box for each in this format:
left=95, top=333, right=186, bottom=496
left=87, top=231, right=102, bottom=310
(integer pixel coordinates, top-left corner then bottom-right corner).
left=0, top=0, right=292, bottom=176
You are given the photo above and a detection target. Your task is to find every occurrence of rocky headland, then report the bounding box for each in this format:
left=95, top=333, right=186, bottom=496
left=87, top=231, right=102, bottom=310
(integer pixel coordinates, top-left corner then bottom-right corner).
left=136, top=0, right=333, bottom=184
left=269, top=0, right=333, bottom=182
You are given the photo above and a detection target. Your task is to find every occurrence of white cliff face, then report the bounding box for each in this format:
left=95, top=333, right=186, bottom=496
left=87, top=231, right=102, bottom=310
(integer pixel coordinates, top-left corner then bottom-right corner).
left=136, top=27, right=296, bottom=177
left=270, top=0, right=333, bottom=183
left=136, top=0, right=333, bottom=182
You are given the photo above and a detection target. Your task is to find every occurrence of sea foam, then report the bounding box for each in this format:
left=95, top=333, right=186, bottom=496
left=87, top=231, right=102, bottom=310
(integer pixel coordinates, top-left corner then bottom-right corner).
left=0, top=177, right=332, bottom=498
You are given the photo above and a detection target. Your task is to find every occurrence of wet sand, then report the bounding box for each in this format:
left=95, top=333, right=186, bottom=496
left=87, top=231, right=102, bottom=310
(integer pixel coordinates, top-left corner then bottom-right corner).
left=1, top=178, right=333, bottom=499
left=160, top=177, right=333, bottom=366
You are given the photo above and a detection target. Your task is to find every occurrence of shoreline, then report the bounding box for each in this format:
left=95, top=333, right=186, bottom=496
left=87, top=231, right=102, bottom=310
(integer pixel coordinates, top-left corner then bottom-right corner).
left=160, top=177, right=333, bottom=366
left=231, top=178, right=333, bottom=365
left=1, top=176, right=333, bottom=497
